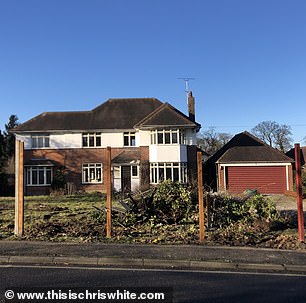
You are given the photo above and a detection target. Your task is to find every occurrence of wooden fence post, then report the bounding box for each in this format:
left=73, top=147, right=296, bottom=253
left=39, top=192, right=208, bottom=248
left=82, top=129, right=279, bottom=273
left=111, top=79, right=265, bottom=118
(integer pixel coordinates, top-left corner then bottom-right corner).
left=106, top=146, right=112, bottom=238
left=14, top=140, right=24, bottom=236
left=295, top=143, right=304, bottom=242
left=197, top=151, right=204, bottom=242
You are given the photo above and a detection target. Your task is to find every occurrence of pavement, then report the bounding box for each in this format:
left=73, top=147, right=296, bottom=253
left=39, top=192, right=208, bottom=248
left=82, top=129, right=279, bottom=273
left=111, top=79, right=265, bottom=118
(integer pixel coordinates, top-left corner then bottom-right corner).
left=1, top=241, right=306, bottom=273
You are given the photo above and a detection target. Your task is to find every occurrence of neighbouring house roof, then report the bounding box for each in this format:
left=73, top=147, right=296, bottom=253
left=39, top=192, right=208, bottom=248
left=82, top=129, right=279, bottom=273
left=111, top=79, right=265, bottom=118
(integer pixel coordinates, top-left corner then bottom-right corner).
left=14, top=98, right=199, bottom=133
left=286, top=146, right=306, bottom=166
left=206, top=131, right=293, bottom=165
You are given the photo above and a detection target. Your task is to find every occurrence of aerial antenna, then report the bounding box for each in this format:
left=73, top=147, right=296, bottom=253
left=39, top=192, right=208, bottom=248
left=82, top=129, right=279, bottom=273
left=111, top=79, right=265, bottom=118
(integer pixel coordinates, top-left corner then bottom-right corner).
left=177, top=77, right=195, bottom=103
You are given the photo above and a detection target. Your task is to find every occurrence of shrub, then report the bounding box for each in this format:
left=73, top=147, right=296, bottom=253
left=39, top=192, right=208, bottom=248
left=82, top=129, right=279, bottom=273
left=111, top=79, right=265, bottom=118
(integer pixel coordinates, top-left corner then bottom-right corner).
left=211, top=192, right=284, bottom=228
left=119, top=180, right=195, bottom=226
left=151, top=180, right=194, bottom=224
left=207, top=192, right=288, bottom=246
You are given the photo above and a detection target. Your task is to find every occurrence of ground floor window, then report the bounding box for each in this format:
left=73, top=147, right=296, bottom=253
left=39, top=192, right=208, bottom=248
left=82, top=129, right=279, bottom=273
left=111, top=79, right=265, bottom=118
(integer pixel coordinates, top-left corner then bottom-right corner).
left=150, top=162, right=187, bottom=184
left=26, top=166, right=52, bottom=186
left=82, top=163, right=103, bottom=184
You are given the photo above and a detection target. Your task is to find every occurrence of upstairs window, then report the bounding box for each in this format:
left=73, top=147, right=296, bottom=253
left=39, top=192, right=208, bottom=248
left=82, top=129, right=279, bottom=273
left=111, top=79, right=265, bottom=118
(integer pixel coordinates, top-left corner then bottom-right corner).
left=123, top=132, right=136, bottom=146
left=150, top=129, right=185, bottom=145
left=82, top=133, right=102, bottom=147
left=31, top=134, right=50, bottom=148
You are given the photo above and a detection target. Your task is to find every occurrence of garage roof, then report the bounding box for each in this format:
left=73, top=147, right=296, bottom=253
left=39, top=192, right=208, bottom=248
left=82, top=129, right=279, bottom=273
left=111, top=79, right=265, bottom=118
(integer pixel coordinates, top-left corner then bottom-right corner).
left=207, top=131, right=293, bottom=164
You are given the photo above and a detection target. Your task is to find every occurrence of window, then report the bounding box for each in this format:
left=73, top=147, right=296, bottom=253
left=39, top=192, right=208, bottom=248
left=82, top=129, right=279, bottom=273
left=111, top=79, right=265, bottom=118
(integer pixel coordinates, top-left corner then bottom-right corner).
left=150, top=163, right=187, bottom=184
left=26, top=166, right=52, bottom=186
left=131, top=165, right=138, bottom=177
left=150, top=129, right=185, bottom=145
left=82, top=133, right=102, bottom=147
left=31, top=134, right=50, bottom=148
left=124, top=132, right=136, bottom=146
left=82, top=163, right=102, bottom=183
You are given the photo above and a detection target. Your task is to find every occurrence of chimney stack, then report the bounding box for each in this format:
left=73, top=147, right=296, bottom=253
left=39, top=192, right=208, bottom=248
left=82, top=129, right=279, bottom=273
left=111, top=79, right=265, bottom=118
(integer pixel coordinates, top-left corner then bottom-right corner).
left=188, top=91, right=195, bottom=122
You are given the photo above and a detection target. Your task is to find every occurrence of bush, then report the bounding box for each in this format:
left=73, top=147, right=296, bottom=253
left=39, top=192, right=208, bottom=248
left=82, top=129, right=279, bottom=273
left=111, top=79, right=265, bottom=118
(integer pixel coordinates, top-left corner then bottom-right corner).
left=152, top=180, right=194, bottom=224
left=212, top=193, right=283, bottom=228
left=207, top=192, right=288, bottom=246
left=117, top=180, right=195, bottom=227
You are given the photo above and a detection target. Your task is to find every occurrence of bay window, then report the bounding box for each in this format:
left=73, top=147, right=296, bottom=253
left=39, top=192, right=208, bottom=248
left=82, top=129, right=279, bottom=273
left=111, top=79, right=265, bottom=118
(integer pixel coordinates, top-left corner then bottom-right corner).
left=150, top=129, right=185, bottom=145
left=150, top=162, right=187, bottom=184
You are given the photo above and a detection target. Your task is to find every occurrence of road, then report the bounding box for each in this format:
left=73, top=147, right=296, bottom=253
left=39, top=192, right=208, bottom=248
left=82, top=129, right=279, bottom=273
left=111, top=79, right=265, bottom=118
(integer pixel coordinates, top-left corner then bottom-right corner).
left=1, top=265, right=306, bottom=303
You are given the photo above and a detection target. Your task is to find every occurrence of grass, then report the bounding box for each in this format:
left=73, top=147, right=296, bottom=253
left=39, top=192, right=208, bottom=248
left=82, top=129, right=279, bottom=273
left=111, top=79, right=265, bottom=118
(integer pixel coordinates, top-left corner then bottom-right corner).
left=0, top=193, right=108, bottom=241
left=1, top=193, right=305, bottom=249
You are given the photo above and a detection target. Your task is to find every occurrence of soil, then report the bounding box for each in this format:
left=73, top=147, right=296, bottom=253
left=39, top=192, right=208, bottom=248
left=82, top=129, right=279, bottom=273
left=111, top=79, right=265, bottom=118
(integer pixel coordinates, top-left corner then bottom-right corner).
left=1, top=194, right=306, bottom=250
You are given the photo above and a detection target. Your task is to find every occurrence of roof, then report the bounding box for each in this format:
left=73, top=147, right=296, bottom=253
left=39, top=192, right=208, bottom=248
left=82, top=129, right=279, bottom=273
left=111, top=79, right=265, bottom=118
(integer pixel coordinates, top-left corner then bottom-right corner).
left=24, top=159, right=54, bottom=166
left=14, top=98, right=199, bottom=133
left=112, top=149, right=140, bottom=164
left=286, top=146, right=306, bottom=166
left=207, top=131, right=293, bottom=164
left=135, top=103, right=200, bottom=129
left=219, top=146, right=293, bottom=163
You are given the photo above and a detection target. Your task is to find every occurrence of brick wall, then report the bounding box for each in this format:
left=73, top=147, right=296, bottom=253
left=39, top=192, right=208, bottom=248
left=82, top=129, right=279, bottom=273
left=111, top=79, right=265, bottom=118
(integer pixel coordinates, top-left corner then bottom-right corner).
left=24, top=147, right=150, bottom=194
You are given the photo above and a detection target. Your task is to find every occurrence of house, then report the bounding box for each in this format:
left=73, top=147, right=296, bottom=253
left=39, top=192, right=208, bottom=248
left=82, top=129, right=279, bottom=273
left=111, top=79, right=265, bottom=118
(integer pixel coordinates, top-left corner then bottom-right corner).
left=13, top=93, right=200, bottom=195
left=205, top=131, right=294, bottom=194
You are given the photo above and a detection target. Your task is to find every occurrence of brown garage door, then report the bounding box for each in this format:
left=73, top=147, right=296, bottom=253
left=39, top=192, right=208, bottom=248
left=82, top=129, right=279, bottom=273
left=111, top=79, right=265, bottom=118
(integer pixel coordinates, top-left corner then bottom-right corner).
left=227, top=166, right=287, bottom=194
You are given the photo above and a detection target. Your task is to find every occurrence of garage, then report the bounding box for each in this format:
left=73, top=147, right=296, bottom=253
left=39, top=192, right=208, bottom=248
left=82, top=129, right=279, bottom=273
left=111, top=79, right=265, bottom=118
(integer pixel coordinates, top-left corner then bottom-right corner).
left=205, top=131, right=294, bottom=194
left=226, top=165, right=287, bottom=194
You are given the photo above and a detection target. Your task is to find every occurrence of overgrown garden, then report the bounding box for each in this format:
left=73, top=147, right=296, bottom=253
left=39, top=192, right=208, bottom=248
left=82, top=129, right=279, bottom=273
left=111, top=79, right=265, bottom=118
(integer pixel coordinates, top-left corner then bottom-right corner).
left=0, top=180, right=305, bottom=249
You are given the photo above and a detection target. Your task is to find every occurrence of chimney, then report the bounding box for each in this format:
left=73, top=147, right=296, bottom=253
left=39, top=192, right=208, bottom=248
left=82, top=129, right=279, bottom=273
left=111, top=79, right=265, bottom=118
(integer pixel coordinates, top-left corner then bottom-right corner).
left=188, top=91, right=195, bottom=122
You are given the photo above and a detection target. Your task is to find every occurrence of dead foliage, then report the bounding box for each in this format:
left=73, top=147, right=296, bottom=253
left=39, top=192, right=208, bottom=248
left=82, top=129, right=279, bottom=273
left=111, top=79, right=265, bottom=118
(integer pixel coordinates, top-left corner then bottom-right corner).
left=1, top=185, right=305, bottom=249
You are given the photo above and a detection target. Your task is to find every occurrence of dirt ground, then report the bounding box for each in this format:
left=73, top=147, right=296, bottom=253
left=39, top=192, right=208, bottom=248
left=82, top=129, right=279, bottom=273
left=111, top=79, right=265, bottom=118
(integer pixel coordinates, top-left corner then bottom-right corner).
left=268, top=194, right=306, bottom=211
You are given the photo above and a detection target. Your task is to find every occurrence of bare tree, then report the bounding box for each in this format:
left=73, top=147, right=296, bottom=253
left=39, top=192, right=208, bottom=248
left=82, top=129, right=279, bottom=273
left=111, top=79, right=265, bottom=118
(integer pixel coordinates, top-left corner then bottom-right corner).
left=273, top=124, right=293, bottom=152
left=251, top=121, right=293, bottom=152
left=197, top=127, right=232, bottom=155
left=251, top=121, right=278, bottom=147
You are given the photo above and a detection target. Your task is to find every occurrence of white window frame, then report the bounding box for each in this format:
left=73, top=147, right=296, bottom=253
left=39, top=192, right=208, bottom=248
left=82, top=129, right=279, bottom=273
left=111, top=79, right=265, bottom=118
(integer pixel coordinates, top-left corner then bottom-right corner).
left=82, top=133, right=102, bottom=148
left=31, top=134, right=50, bottom=148
left=131, top=165, right=139, bottom=178
left=82, top=163, right=103, bottom=184
left=150, top=162, right=187, bottom=184
left=26, top=166, right=53, bottom=186
left=150, top=129, right=186, bottom=145
left=123, top=132, right=136, bottom=146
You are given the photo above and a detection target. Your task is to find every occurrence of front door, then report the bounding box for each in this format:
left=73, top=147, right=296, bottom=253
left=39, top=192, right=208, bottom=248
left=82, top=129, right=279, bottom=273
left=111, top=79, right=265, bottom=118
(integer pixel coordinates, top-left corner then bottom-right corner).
left=121, top=166, right=131, bottom=195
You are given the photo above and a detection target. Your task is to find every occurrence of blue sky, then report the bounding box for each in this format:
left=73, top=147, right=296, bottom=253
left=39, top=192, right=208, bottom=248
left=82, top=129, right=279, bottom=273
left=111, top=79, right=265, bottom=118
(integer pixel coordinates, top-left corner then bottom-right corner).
left=1, top=0, right=306, bottom=144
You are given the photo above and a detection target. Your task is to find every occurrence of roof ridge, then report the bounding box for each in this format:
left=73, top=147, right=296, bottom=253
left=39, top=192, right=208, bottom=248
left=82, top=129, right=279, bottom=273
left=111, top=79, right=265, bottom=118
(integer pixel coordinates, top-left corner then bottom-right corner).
left=92, top=98, right=163, bottom=112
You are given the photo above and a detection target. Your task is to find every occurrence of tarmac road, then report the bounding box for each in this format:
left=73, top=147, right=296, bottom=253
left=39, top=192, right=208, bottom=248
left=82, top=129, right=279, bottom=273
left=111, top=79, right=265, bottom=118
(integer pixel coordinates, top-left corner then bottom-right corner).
left=1, top=265, right=306, bottom=303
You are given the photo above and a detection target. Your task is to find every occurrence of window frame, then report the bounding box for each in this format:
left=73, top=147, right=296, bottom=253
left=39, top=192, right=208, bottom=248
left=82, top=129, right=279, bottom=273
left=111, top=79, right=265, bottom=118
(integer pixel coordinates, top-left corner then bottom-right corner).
left=31, top=134, right=50, bottom=149
left=131, top=165, right=138, bottom=178
left=123, top=132, right=136, bottom=147
left=26, top=166, right=53, bottom=186
left=82, top=133, right=102, bottom=148
left=150, top=162, right=187, bottom=184
left=82, top=163, right=103, bottom=184
left=150, top=129, right=186, bottom=145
